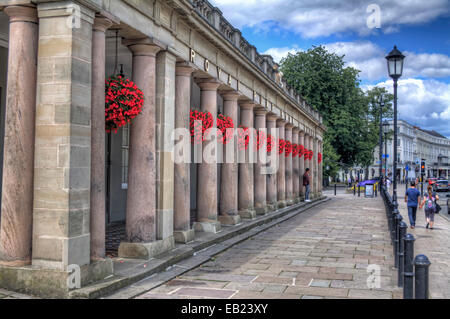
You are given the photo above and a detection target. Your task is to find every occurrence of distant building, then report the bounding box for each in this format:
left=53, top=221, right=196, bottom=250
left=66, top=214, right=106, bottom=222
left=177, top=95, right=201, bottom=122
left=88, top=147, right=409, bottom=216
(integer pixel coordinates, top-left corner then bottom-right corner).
left=370, top=119, right=450, bottom=181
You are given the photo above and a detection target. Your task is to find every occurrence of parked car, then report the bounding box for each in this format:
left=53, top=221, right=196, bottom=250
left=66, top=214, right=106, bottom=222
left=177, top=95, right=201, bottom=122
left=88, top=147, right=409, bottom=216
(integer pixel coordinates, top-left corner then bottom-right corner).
left=435, top=179, right=449, bottom=192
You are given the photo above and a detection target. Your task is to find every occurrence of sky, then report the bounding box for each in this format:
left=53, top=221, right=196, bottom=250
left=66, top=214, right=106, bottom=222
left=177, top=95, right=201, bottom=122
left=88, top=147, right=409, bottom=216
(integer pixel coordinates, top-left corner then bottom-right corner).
left=210, top=0, right=450, bottom=138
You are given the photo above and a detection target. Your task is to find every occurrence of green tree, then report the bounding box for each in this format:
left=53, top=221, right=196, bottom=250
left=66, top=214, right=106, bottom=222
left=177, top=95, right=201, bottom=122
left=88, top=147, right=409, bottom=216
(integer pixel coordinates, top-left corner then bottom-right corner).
left=280, top=46, right=393, bottom=180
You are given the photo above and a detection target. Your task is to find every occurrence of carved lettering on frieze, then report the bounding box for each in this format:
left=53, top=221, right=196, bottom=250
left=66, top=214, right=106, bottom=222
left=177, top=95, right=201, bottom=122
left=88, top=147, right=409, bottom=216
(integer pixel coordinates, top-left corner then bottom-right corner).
left=217, top=66, right=222, bottom=79
left=204, top=59, right=210, bottom=72
left=190, top=49, right=196, bottom=63
left=228, top=74, right=232, bottom=86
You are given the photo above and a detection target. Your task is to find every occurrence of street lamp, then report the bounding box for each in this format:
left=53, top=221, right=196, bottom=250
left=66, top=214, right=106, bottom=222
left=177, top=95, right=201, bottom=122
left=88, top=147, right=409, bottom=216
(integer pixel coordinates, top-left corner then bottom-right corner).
left=386, top=45, right=405, bottom=204
left=382, top=120, right=391, bottom=183
left=378, top=94, right=385, bottom=181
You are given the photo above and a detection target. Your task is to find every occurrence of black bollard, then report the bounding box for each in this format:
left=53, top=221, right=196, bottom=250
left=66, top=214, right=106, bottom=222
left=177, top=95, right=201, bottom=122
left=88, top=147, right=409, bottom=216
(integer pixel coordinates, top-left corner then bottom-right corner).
left=353, top=184, right=356, bottom=196
left=394, top=212, right=403, bottom=268
left=403, top=234, right=415, bottom=299
left=358, top=184, right=360, bottom=197
left=414, top=254, right=431, bottom=299
left=334, top=183, right=337, bottom=196
left=398, top=221, right=407, bottom=287
left=390, top=207, right=397, bottom=245
left=420, top=181, right=423, bottom=197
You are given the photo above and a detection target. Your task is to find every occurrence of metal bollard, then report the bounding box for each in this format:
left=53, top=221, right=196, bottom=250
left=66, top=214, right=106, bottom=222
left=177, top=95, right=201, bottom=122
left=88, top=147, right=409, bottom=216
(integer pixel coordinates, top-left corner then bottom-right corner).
left=353, top=184, right=356, bottom=196
left=394, top=212, right=403, bottom=268
left=390, top=207, right=397, bottom=244
left=358, top=184, right=360, bottom=197
left=334, top=183, right=337, bottom=196
left=398, top=221, right=407, bottom=287
left=414, top=255, right=431, bottom=299
left=403, top=234, right=415, bottom=299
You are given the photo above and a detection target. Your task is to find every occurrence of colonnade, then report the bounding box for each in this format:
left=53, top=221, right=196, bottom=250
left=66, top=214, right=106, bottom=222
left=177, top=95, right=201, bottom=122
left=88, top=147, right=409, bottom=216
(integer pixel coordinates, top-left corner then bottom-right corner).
left=0, top=3, right=323, bottom=271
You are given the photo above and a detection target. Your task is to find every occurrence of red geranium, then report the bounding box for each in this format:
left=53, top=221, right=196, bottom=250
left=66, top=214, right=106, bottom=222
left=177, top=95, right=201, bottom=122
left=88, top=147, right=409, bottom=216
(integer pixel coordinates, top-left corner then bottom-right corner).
left=292, top=144, right=299, bottom=157
left=298, top=144, right=304, bottom=158
left=278, top=138, right=285, bottom=155
left=284, top=140, right=292, bottom=157
left=105, top=75, right=144, bottom=133
left=217, top=113, right=234, bottom=144
left=266, top=134, right=275, bottom=153
left=318, top=152, right=322, bottom=164
left=190, top=110, right=213, bottom=144
left=256, top=130, right=266, bottom=151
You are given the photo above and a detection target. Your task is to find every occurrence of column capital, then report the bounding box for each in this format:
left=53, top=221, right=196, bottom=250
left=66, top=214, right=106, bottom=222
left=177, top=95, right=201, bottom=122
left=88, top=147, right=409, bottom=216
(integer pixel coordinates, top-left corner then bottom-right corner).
left=254, top=107, right=267, bottom=116
left=298, top=130, right=305, bottom=137
left=196, top=78, right=221, bottom=91
left=266, top=113, right=278, bottom=122
left=176, top=62, right=196, bottom=77
left=123, top=38, right=166, bottom=57
left=292, top=127, right=300, bottom=134
left=239, top=102, right=255, bottom=110
left=276, top=119, right=286, bottom=127
left=285, top=123, right=294, bottom=130
left=220, top=91, right=240, bottom=101
left=93, top=17, right=113, bottom=32
left=4, top=5, right=37, bottom=23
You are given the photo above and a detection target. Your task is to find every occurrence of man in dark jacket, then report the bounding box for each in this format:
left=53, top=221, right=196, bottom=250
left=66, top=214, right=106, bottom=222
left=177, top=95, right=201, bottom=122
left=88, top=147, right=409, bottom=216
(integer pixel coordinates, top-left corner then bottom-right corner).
left=303, top=168, right=311, bottom=202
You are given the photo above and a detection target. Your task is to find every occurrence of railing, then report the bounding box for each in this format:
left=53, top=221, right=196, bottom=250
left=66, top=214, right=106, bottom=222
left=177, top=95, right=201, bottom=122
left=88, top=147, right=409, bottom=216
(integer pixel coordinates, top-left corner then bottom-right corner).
left=380, top=186, right=431, bottom=299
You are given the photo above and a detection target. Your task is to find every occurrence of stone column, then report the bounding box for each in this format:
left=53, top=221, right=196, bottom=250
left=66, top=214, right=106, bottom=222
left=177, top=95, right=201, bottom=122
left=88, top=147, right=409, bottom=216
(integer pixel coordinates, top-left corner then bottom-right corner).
left=173, top=63, right=195, bottom=243
left=298, top=131, right=305, bottom=199
left=195, top=79, right=222, bottom=233
left=0, top=6, right=37, bottom=266
left=238, top=102, right=256, bottom=219
left=266, top=114, right=278, bottom=211
left=119, top=38, right=174, bottom=259
left=254, top=108, right=268, bottom=215
left=292, top=127, right=300, bottom=202
left=318, top=140, right=323, bottom=195
left=285, top=123, right=294, bottom=206
left=219, top=92, right=241, bottom=225
left=276, top=119, right=286, bottom=208
left=155, top=51, right=177, bottom=244
left=314, top=137, right=320, bottom=197
left=90, top=17, right=112, bottom=261
left=309, top=135, right=315, bottom=199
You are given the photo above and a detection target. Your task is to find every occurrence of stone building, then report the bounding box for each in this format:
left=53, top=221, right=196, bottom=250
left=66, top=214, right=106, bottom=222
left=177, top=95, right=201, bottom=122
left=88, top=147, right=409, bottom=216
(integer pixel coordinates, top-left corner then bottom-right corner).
left=0, top=0, right=325, bottom=297
left=370, top=119, right=450, bottom=180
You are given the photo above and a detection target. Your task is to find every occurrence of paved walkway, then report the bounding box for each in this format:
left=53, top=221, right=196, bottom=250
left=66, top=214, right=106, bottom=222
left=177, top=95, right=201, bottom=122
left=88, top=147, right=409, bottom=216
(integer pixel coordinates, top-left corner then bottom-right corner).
left=395, top=187, right=450, bottom=299
left=133, top=191, right=401, bottom=299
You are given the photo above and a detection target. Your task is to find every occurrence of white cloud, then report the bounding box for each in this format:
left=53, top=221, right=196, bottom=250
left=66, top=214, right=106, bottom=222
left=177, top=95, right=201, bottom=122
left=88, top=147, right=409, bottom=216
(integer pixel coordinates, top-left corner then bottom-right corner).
left=364, top=78, right=450, bottom=138
left=210, top=0, right=450, bottom=38
left=264, top=41, right=450, bottom=81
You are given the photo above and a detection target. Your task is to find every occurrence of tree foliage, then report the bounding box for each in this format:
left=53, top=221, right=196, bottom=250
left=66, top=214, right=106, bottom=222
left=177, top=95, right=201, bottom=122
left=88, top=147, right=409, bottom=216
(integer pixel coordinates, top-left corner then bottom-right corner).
left=280, top=46, right=393, bottom=178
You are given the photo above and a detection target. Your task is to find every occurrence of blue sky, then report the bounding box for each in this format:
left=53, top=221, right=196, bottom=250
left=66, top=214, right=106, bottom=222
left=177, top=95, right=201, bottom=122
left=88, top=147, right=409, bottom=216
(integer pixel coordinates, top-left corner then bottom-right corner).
left=210, top=0, right=450, bottom=137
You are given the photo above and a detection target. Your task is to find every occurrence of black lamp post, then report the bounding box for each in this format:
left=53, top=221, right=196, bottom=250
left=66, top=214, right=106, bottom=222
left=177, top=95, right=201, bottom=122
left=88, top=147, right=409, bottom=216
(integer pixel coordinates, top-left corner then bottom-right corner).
left=386, top=45, right=405, bottom=205
left=382, top=120, right=390, bottom=183
left=378, top=94, right=385, bottom=181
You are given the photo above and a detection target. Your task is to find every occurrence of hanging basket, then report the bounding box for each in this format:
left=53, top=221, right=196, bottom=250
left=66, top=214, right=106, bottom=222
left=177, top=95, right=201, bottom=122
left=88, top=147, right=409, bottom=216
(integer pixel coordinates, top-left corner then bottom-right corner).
left=298, top=144, right=305, bottom=158
left=217, top=113, right=234, bottom=145
left=105, top=75, right=144, bottom=133
left=190, top=110, right=213, bottom=144
left=292, top=144, right=299, bottom=157
left=278, top=138, right=286, bottom=155
left=318, top=152, right=323, bottom=164
left=266, top=134, right=275, bottom=154
left=238, top=125, right=250, bottom=150
left=284, top=140, right=292, bottom=157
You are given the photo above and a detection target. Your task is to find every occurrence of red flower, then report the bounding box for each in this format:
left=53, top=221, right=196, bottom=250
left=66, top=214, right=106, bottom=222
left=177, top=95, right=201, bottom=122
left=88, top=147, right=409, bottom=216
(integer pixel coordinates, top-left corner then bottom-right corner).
left=318, top=152, right=322, bottom=164
left=217, top=113, right=234, bottom=145
left=190, top=110, right=213, bottom=144
left=292, top=144, right=299, bottom=157
left=105, top=75, right=144, bottom=133
left=238, top=126, right=250, bottom=150
left=256, top=130, right=266, bottom=151
left=266, top=134, right=275, bottom=153
left=278, top=138, right=285, bottom=155
left=284, top=140, right=292, bottom=157
left=298, top=144, right=304, bottom=158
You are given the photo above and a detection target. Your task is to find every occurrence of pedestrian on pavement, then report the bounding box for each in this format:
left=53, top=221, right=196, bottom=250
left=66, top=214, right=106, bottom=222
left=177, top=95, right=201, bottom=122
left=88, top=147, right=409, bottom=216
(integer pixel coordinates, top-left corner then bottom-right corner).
left=348, top=176, right=352, bottom=187
left=303, top=168, right=311, bottom=202
left=405, top=181, right=421, bottom=229
left=419, top=185, right=439, bottom=230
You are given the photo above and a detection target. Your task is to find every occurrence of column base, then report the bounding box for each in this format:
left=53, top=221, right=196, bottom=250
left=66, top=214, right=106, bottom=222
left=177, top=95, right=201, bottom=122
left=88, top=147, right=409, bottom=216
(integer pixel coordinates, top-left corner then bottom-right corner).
left=174, top=229, right=195, bottom=244
left=118, top=236, right=175, bottom=260
left=255, top=206, right=269, bottom=216
left=238, top=208, right=256, bottom=220
left=193, top=221, right=222, bottom=233
left=277, top=200, right=286, bottom=209
left=0, top=258, right=113, bottom=298
left=285, top=199, right=295, bottom=206
left=267, top=203, right=277, bottom=212
left=218, top=215, right=242, bottom=225
left=293, top=197, right=301, bottom=204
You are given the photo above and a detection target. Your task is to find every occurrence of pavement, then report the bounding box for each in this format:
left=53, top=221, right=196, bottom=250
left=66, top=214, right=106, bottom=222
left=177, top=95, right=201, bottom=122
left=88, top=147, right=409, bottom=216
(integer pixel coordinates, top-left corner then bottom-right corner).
left=113, top=191, right=402, bottom=299
left=394, top=187, right=450, bottom=299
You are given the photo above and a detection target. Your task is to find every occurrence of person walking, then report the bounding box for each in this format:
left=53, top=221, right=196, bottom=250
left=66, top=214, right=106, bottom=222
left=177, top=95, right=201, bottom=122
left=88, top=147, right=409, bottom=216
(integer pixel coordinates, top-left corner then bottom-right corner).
left=405, top=181, right=421, bottom=229
left=303, top=168, right=311, bottom=202
left=419, top=185, right=439, bottom=230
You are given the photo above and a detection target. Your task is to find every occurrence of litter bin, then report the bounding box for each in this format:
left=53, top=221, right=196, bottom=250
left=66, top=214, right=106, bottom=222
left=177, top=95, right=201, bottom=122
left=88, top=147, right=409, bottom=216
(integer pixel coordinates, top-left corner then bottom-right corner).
left=365, top=183, right=375, bottom=198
